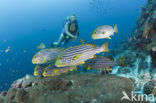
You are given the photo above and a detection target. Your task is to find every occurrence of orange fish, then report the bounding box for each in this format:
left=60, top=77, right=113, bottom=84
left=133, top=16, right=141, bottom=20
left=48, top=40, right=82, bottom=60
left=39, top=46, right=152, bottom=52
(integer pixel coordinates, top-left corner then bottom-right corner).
left=5, top=49, right=10, bottom=53
left=24, top=50, right=27, bottom=53
left=145, top=35, right=148, bottom=39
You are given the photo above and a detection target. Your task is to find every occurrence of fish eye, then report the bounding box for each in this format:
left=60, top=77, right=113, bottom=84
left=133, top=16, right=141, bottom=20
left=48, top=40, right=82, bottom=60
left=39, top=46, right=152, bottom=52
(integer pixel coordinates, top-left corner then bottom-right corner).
left=35, top=55, right=38, bottom=58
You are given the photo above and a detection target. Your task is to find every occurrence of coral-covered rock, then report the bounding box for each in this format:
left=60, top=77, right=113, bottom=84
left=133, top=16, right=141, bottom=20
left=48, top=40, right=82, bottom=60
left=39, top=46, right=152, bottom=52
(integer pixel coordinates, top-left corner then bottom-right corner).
left=0, top=97, right=4, bottom=103
left=1, top=73, right=136, bottom=103
left=11, top=75, right=35, bottom=89
left=131, top=0, right=156, bottom=68
left=143, top=79, right=156, bottom=95
left=143, top=80, right=155, bottom=95
left=15, top=88, right=28, bottom=103
left=111, top=0, right=156, bottom=79
left=150, top=50, right=156, bottom=67
left=5, top=88, right=17, bottom=103
left=1, top=91, right=7, bottom=97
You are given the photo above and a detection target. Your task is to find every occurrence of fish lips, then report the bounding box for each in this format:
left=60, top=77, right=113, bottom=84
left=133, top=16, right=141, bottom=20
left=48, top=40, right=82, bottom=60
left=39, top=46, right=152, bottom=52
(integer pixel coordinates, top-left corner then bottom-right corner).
left=32, top=58, right=45, bottom=64
left=92, top=34, right=100, bottom=39
left=32, top=59, right=38, bottom=64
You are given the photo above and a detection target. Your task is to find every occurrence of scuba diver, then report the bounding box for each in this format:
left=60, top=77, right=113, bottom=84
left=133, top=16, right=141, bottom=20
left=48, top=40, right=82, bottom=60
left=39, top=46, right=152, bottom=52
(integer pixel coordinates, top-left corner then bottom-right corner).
left=51, top=14, right=79, bottom=47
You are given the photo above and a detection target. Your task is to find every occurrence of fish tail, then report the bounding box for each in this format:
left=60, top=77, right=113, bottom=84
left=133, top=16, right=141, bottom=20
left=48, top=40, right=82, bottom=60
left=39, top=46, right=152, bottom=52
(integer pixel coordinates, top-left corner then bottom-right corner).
left=101, top=66, right=112, bottom=74
left=101, top=42, right=109, bottom=52
left=114, top=24, right=118, bottom=34
left=102, top=69, right=112, bottom=75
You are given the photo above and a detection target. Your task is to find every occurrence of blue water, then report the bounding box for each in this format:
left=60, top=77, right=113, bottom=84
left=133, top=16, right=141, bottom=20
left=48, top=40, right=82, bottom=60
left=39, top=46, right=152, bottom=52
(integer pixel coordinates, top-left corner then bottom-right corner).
left=0, top=0, right=147, bottom=92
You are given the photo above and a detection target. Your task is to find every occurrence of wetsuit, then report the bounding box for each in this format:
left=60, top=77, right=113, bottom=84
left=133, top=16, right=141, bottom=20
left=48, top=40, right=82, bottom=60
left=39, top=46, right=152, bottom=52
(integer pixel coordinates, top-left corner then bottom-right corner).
left=51, top=20, right=79, bottom=47
left=61, top=20, right=79, bottom=45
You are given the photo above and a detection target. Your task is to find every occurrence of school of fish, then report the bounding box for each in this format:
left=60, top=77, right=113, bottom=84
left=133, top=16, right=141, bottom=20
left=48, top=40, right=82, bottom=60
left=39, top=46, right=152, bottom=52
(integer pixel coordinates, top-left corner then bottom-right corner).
left=32, top=24, right=119, bottom=77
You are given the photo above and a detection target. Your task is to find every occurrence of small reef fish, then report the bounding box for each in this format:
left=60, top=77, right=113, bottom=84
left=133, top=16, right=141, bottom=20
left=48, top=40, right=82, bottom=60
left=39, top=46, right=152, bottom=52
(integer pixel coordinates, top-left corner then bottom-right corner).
left=5, top=49, right=10, bottom=53
left=37, top=43, right=46, bottom=50
left=118, top=56, right=126, bottom=67
left=3, top=39, right=7, bottom=43
left=32, top=48, right=62, bottom=64
left=83, top=56, right=117, bottom=74
left=43, top=64, right=77, bottom=77
left=128, top=37, right=132, bottom=42
left=55, top=42, right=109, bottom=67
left=92, top=24, right=118, bottom=39
left=80, top=38, right=86, bottom=45
left=8, top=46, right=11, bottom=49
left=24, top=50, right=27, bottom=53
left=152, top=47, right=156, bottom=52
left=34, top=64, right=49, bottom=76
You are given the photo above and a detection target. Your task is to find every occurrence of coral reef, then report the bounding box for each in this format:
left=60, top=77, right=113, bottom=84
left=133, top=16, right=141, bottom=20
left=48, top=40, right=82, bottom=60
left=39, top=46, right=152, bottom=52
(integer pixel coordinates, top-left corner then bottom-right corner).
left=121, top=0, right=156, bottom=68
left=0, top=73, right=137, bottom=103
left=0, top=0, right=156, bottom=103
left=143, top=80, right=156, bottom=95
left=110, top=0, right=156, bottom=101
left=111, top=0, right=156, bottom=87
left=11, top=75, right=35, bottom=89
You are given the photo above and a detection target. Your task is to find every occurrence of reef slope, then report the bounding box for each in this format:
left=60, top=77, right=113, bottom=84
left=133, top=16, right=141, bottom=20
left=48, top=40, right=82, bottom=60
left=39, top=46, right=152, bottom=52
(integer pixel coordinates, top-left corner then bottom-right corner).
left=0, top=73, right=136, bottom=103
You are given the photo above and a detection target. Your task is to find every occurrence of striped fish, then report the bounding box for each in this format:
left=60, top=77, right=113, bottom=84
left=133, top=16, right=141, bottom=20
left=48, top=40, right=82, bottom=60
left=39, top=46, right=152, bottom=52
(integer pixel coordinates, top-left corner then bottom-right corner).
left=34, top=64, right=48, bottom=76
left=92, top=24, right=118, bottom=40
left=55, top=42, right=109, bottom=67
left=32, top=48, right=62, bottom=64
left=43, top=64, right=77, bottom=77
left=84, top=56, right=117, bottom=74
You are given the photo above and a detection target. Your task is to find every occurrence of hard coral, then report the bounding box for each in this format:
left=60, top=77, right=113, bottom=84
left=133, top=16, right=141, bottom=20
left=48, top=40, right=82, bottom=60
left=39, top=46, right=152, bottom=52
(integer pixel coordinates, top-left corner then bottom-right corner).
left=11, top=75, right=34, bottom=89
left=42, top=79, right=72, bottom=91
left=143, top=80, right=155, bottom=95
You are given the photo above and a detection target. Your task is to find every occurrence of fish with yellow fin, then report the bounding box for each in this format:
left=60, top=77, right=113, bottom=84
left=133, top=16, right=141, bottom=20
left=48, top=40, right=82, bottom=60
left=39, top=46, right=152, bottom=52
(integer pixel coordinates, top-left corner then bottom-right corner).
left=32, top=48, right=62, bottom=64
left=55, top=42, right=109, bottom=67
left=83, top=56, right=117, bottom=74
left=118, top=56, right=126, bottom=67
left=92, top=24, right=118, bottom=39
left=80, top=38, right=86, bottom=45
left=43, top=64, right=77, bottom=77
left=34, top=64, right=48, bottom=76
left=37, top=43, right=46, bottom=50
